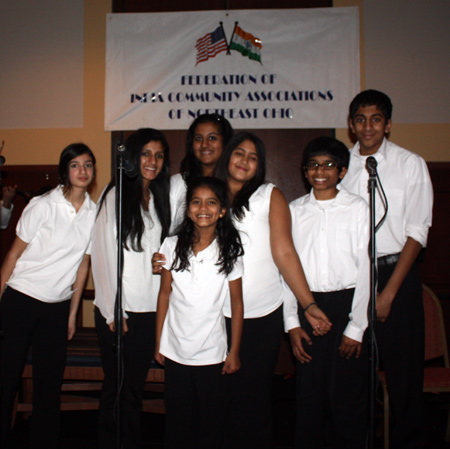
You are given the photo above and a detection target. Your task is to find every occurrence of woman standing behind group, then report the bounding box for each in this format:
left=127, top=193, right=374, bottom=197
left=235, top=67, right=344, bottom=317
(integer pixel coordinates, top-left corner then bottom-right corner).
left=170, top=113, right=233, bottom=232
left=91, top=128, right=170, bottom=449
left=0, top=143, right=96, bottom=449
left=215, top=131, right=332, bottom=449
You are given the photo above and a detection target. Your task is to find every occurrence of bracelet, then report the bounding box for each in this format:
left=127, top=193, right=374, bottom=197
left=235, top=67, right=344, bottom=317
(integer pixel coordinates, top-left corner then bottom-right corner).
left=303, top=302, right=317, bottom=313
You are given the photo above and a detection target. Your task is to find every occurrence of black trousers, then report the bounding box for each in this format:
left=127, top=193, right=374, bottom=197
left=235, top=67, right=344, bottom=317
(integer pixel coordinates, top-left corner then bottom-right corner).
left=223, top=305, right=284, bottom=449
left=164, top=358, right=225, bottom=449
left=0, top=287, right=69, bottom=449
left=377, top=262, right=427, bottom=449
left=95, top=307, right=156, bottom=449
left=295, top=289, right=369, bottom=449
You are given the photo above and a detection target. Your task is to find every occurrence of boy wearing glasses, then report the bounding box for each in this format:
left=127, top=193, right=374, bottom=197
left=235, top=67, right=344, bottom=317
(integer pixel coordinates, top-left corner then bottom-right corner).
left=287, top=136, right=370, bottom=448
left=341, top=90, right=433, bottom=448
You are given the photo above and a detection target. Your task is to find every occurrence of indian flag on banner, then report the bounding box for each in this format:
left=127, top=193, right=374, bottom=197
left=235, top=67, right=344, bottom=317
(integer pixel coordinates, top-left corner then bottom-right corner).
left=229, top=24, right=262, bottom=63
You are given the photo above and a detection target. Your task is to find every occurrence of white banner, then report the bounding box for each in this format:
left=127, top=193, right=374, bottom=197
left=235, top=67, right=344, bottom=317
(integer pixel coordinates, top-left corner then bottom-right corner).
left=105, top=8, right=360, bottom=130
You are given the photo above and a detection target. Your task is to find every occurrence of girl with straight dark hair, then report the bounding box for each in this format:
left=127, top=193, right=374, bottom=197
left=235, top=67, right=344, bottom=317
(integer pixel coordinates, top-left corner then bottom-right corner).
left=170, top=113, right=233, bottom=232
left=215, top=131, right=332, bottom=449
left=0, top=143, right=97, bottom=449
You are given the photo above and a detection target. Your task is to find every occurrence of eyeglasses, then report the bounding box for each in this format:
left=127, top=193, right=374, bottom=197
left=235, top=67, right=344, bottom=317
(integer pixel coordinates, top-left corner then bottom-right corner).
left=305, top=162, right=337, bottom=171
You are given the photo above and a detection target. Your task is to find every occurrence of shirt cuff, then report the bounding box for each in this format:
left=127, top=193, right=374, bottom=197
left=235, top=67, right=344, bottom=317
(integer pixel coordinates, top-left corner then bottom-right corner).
left=284, top=314, right=301, bottom=333
left=405, top=225, right=430, bottom=248
left=343, top=321, right=365, bottom=343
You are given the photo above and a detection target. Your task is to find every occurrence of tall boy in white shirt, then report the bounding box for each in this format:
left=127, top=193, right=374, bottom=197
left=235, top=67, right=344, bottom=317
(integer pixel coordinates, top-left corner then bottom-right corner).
left=341, top=89, right=433, bottom=448
left=288, top=136, right=370, bottom=449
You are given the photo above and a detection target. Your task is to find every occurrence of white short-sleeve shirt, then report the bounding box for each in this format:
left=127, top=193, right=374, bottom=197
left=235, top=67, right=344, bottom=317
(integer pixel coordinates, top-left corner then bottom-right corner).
left=159, top=236, right=243, bottom=366
left=7, top=186, right=96, bottom=302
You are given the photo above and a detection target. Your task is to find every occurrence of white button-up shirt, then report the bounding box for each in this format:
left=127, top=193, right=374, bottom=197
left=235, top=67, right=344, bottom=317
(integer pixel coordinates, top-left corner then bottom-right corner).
left=285, top=187, right=370, bottom=342
left=341, top=138, right=433, bottom=256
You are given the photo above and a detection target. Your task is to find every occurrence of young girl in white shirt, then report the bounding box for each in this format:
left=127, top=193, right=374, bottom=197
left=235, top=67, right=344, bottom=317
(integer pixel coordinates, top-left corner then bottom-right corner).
left=0, top=143, right=96, bottom=449
left=155, top=176, right=244, bottom=449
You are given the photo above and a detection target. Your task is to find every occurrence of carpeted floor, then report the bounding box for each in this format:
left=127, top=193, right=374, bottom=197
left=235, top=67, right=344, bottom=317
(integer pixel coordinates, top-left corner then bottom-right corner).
left=9, top=374, right=450, bottom=448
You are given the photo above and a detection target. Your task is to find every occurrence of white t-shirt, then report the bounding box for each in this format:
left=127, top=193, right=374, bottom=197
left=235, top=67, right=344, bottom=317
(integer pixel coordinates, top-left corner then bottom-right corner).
left=92, top=187, right=162, bottom=324
left=159, top=236, right=243, bottom=366
left=223, top=183, right=284, bottom=319
left=287, top=187, right=370, bottom=342
left=341, top=138, right=433, bottom=256
left=7, top=186, right=96, bottom=302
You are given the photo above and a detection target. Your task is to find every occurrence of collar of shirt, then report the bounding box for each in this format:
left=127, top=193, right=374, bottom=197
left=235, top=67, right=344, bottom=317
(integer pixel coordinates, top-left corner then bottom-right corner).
left=307, top=187, right=352, bottom=208
left=191, top=238, right=219, bottom=264
left=353, top=137, right=388, bottom=166
left=50, top=185, right=95, bottom=214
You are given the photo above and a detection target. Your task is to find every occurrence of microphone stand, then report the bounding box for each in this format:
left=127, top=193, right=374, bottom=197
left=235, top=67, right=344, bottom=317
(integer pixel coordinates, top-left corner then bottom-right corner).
left=114, top=143, right=126, bottom=449
left=366, top=156, right=378, bottom=449
left=113, top=140, right=138, bottom=449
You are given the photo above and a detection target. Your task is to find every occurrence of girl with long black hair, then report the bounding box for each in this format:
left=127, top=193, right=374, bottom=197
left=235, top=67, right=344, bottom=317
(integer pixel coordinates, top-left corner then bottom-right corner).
left=214, top=131, right=332, bottom=449
left=170, top=113, right=233, bottom=232
left=155, top=176, right=243, bottom=449
left=91, top=128, right=170, bottom=449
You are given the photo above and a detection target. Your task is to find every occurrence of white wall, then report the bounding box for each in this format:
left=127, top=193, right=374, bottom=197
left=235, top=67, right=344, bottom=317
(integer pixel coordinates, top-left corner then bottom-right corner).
left=364, top=0, right=450, bottom=124
left=0, top=0, right=84, bottom=129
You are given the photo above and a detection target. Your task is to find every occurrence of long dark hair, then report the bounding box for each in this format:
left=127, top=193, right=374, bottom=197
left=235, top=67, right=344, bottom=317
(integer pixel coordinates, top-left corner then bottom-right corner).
left=98, top=128, right=171, bottom=250
left=171, top=177, right=243, bottom=276
left=59, top=143, right=96, bottom=195
left=180, top=114, right=233, bottom=183
left=215, top=131, right=266, bottom=221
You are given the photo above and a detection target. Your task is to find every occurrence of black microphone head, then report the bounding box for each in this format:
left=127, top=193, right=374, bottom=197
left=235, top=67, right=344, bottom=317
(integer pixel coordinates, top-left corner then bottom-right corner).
left=366, top=156, right=377, bottom=170
left=116, top=142, right=138, bottom=178
left=0, top=155, right=5, bottom=167
left=123, top=161, right=138, bottom=178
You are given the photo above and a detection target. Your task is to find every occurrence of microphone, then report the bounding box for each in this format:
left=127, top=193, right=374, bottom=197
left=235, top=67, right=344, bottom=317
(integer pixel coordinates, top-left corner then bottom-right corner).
left=366, top=156, right=377, bottom=176
left=117, top=143, right=138, bottom=178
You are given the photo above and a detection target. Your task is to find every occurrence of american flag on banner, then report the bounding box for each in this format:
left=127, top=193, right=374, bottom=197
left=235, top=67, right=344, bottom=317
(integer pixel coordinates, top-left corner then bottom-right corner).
left=195, top=26, right=228, bottom=65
